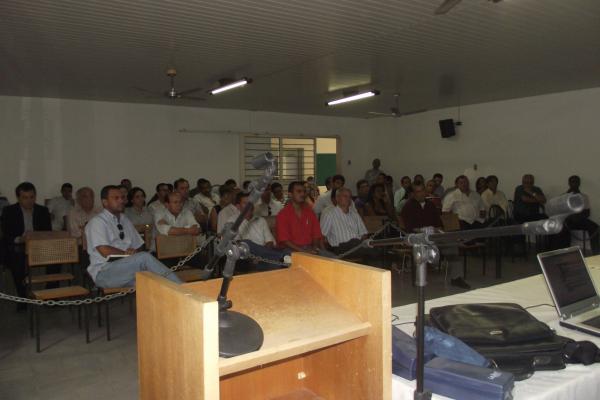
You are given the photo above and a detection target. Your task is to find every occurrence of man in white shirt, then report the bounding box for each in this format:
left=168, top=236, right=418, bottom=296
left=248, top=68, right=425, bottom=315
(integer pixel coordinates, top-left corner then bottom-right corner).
left=148, top=183, right=170, bottom=217
left=192, top=178, right=219, bottom=216
left=85, top=185, right=181, bottom=288
left=320, top=188, right=376, bottom=262
left=174, top=178, right=206, bottom=226
left=313, top=174, right=346, bottom=217
left=48, top=182, right=74, bottom=231
left=67, top=187, right=101, bottom=243
left=155, top=192, right=201, bottom=238
left=480, top=175, right=509, bottom=216
left=442, top=175, right=486, bottom=228
left=254, top=186, right=284, bottom=217
left=270, top=182, right=286, bottom=210
left=226, top=192, right=288, bottom=271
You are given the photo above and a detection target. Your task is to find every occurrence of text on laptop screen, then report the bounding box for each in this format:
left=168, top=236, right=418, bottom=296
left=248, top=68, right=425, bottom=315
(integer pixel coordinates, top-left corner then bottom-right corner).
left=543, top=250, right=597, bottom=308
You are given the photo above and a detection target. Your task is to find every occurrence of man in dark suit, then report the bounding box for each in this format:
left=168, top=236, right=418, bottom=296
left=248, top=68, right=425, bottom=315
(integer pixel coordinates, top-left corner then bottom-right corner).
left=1, top=182, right=52, bottom=309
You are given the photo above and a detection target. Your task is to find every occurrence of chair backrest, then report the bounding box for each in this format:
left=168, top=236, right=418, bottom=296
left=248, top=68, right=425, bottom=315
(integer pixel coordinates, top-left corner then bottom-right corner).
left=27, top=237, right=79, bottom=267
left=25, top=230, right=71, bottom=241
left=363, top=216, right=386, bottom=234
left=155, top=234, right=196, bottom=260
left=440, top=213, right=461, bottom=232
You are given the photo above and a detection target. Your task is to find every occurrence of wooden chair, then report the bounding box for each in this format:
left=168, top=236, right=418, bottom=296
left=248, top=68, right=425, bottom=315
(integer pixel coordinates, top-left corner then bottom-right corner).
left=440, top=213, right=486, bottom=279
left=155, top=234, right=203, bottom=282
left=135, top=224, right=154, bottom=251
left=26, top=237, right=90, bottom=352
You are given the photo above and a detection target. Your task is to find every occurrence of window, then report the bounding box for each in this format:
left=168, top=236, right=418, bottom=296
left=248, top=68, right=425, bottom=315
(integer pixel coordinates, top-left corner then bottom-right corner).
left=242, top=135, right=337, bottom=189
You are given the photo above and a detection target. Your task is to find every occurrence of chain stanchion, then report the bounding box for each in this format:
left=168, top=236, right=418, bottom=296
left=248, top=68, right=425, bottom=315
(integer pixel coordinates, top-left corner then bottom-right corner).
left=337, top=221, right=397, bottom=259
left=0, top=236, right=216, bottom=307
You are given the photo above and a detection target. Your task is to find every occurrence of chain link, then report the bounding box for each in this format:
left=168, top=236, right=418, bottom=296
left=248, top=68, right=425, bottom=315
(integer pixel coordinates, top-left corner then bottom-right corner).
left=247, top=253, right=290, bottom=267
left=337, top=221, right=396, bottom=259
left=0, top=236, right=216, bottom=307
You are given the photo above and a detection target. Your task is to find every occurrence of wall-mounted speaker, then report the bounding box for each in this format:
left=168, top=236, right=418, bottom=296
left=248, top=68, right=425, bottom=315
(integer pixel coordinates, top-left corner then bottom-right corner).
left=439, top=119, right=456, bottom=138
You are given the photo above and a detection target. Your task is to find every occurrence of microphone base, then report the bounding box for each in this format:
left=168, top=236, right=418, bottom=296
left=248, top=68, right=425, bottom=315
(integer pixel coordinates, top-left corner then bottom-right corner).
left=219, top=310, right=264, bottom=358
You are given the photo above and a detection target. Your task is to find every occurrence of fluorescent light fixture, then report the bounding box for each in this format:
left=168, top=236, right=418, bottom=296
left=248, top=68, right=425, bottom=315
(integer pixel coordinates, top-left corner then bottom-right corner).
left=210, top=78, right=252, bottom=95
left=326, top=90, right=380, bottom=106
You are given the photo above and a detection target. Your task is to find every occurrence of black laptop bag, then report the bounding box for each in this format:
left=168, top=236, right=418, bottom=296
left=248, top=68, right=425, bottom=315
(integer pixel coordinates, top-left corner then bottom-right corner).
left=428, top=303, right=573, bottom=380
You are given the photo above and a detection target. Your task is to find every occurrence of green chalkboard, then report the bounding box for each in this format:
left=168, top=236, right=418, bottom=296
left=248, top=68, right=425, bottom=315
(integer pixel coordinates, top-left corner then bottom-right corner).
left=316, top=154, right=337, bottom=185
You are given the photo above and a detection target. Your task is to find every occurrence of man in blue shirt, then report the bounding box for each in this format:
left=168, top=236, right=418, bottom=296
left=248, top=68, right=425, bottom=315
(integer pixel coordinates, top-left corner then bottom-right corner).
left=85, top=185, right=182, bottom=288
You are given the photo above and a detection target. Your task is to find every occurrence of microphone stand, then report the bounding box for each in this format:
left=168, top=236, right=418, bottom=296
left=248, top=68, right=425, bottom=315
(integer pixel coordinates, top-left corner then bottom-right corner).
left=203, top=153, right=277, bottom=358
left=368, top=200, right=581, bottom=400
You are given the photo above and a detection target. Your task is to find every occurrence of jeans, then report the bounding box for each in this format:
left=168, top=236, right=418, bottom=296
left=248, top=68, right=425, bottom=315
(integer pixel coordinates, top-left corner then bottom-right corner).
left=241, top=240, right=289, bottom=271
left=94, top=252, right=182, bottom=288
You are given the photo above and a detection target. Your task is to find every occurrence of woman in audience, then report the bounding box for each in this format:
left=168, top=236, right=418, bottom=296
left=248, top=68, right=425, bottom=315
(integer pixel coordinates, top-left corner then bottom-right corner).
left=364, top=183, right=398, bottom=224
left=475, top=177, right=488, bottom=195
left=125, top=187, right=153, bottom=227
left=209, top=185, right=235, bottom=233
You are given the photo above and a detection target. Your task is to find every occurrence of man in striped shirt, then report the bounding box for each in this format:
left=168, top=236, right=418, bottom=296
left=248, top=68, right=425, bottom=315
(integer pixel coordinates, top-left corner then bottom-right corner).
left=320, top=188, right=375, bottom=262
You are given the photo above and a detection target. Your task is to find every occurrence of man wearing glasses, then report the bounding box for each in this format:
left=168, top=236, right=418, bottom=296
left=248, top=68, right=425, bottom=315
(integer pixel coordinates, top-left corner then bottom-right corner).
left=85, top=185, right=182, bottom=288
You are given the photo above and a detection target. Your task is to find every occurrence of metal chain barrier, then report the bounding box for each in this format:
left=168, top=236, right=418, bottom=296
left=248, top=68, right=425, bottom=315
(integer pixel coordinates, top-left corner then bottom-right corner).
left=0, top=236, right=216, bottom=307
left=247, top=253, right=291, bottom=267
left=337, top=221, right=397, bottom=259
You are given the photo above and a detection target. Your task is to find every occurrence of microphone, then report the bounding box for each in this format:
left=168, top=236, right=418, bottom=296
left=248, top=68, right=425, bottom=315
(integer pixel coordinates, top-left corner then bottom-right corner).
left=521, top=218, right=563, bottom=235
left=251, top=152, right=275, bottom=170
left=545, top=193, right=584, bottom=217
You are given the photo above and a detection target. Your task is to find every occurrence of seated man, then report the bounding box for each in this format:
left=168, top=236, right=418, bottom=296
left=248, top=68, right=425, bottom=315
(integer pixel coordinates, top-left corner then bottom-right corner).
left=192, top=178, right=219, bottom=216
left=254, top=186, right=284, bottom=217
left=354, top=179, right=370, bottom=216
left=47, top=182, right=74, bottom=231
left=270, top=182, right=286, bottom=209
left=432, top=173, right=445, bottom=198
left=394, top=176, right=412, bottom=213
left=155, top=192, right=201, bottom=239
left=173, top=178, right=207, bottom=226
left=85, top=185, right=182, bottom=288
left=320, top=188, right=376, bottom=262
left=513, top=174, right=547, bottom=223
left=276, top=181, right=333, bottom=256
left=67, top=187, right=102, bottom=244
left=480, top=175, right=509, bottom=217
left=554, top=175, right=600, bottom=254
left=1, top=182, right=52, bottom=308
left=424, top=179, right=442, bottom=209
left=226, top=192, right=288, bottom=270
left=313, top=174, right=346, bottom=216
left=406, top=184, right=470, bottom=289
left=148, top=183, right=170, bottom=216
left=442, top=175, right=486, bottom=229
left=401, top=184, right=442, bottom=234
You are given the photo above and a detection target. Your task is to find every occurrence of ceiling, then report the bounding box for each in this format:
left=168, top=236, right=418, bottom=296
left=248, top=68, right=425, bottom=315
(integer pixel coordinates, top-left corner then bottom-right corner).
left=1, top=0, right=599, bottom=118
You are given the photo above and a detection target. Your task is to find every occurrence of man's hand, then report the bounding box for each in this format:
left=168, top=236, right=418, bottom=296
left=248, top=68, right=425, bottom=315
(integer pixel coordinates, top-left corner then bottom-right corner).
left=188, top=226, right=200, bottom=236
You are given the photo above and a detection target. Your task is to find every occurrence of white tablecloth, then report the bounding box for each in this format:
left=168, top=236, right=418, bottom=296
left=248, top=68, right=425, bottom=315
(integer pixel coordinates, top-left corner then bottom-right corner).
left=391, top=255, right=600, bottom=400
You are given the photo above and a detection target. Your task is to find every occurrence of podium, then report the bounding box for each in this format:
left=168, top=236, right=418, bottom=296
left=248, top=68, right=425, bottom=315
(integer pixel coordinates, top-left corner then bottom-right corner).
left=136, top=253, right=391, bottom=400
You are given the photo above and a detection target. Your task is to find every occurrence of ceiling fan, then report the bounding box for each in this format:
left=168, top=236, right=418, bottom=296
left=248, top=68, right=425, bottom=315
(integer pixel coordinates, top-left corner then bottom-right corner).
left=133, top=68, right=206, bottom=101
left=434, top=0, right=502, bottom=15
left=367, top=94, right=427, bottom=119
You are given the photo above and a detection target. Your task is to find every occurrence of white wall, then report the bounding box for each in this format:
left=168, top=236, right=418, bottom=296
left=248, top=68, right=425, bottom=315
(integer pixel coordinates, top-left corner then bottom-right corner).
left=370, top=87, right=600, bottom=217
left=0, top=96, right=378, bottom=202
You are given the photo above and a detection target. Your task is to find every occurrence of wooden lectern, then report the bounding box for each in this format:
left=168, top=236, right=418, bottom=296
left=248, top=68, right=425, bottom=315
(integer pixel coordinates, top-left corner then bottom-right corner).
left=136, top=253, right=391, bottom=399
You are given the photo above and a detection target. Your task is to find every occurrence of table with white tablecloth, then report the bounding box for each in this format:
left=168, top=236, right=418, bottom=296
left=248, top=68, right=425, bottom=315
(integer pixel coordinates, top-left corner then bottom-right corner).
left=391, top=255, right=600, bottom=400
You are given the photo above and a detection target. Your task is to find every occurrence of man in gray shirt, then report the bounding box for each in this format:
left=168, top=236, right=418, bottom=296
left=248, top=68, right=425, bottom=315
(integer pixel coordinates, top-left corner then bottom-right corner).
left=85, top=185, right=182, bottom=288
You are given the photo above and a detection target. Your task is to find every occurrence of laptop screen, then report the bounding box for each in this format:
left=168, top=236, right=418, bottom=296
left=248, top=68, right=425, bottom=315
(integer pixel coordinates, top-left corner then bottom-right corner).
left=541, top=249, right=597, bottom=309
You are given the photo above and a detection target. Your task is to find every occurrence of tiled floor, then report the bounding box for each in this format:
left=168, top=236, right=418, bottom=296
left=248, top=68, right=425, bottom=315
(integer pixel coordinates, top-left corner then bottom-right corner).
left=0, top=251, right=541, bottom=400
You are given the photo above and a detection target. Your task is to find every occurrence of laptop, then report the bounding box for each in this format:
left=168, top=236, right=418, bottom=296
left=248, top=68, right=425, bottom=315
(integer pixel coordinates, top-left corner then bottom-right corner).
left=538, top=246, right=600, bottom=337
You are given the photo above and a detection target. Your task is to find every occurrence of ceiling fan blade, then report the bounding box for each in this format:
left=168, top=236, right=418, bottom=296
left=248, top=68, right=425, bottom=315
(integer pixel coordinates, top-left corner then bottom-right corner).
left=180, top=95, right=206, bottom=101
left=177, top=86, right=204, bottom=96
left=132, top=86, right=163, bottom=96
left=398, top=109, right=428, bottom=116
left=434, top=0, right=462, bottom=15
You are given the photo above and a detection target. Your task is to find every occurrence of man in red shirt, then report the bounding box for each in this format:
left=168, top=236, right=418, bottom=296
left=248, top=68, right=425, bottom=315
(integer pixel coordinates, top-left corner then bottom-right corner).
left=276, top=181, right=331, bottom=256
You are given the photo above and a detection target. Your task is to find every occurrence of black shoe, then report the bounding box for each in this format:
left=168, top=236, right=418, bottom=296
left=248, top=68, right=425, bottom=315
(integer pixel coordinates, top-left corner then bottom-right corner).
left=450, top=277, right=471, bottom=290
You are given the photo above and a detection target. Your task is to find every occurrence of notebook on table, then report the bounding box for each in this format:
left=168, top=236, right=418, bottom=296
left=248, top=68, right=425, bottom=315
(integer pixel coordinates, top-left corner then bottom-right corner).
left=538, top=246, right=600, bottom=337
